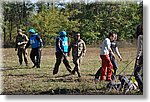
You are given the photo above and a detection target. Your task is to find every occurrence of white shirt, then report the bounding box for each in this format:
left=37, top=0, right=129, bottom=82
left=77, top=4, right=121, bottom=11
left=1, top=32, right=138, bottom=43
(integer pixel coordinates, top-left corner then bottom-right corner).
left=100, top=38, right=111, bottom=55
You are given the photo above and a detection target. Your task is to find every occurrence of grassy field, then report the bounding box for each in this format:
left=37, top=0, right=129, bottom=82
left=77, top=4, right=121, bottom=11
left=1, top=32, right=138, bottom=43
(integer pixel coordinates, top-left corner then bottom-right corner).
left=0, top=46, right=142, bottom=95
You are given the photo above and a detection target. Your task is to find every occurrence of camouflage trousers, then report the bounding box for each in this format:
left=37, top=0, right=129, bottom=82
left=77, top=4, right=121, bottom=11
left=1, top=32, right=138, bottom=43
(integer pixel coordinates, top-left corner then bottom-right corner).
left=72, top=56, right=82, bottom=77
left=17, top=48, right=28, bottom=65
left=53, top=52, right=72, bottom=75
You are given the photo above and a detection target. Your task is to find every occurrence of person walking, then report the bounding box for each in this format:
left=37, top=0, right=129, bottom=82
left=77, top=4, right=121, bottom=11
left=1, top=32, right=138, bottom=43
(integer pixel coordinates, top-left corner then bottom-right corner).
left=25, top=28, right=43, bottom=68
left=15, top=29, right=29, bottom=66
left=95, top=33, right=122, bottom=81
left=68, top=33, right=86, bottom=78
left=95, top=32, right=116, bottom=82
left=109, top=33, right=122, bottom=80
left=53, top=31, right=72, bottom=75
left=134, top=23, right=143, bottom=92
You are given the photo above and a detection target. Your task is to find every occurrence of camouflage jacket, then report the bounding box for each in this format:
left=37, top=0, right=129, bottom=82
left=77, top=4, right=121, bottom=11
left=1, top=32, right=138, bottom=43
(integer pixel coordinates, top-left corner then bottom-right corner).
left=69, top=39, right=86, bottom=57
left=15, top=33, right=29, bottom=49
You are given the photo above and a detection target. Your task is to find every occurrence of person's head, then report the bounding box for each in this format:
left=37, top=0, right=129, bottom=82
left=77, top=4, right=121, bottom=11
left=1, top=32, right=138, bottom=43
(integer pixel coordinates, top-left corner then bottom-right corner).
left=108, top=32, right=116, bottom=41
left=136, top=23, right=143, bottom=38
left=114, top=33, right=118, bottom=41
left=60, top=31, right=67, bottom=37
left=28, top=28, right=36, bottom=35
left=17, top=29, right=22, bottom=34
left=74, top=33, right=80, bottom=41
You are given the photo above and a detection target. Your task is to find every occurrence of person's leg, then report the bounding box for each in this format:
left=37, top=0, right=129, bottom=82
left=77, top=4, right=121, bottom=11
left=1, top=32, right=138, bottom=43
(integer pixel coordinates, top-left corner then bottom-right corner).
left=111, top=58, right=118, bottom=80
left=100, top=55, right=107, bottom=81
left=36, top=48, right=42, bottom=68
left=23, top=48, right=28, bottom=66
left=95, top=67, right=102, bottom=79
left=30, top=49, right=36, bottom=67
left=105, top=55, right=113, bottom=81
left=76, top=58, right=81, bottom=77
left=134, top=65, right=143, bottom=92
left=72, top=56, right=77, bottom=75
left=17, top=48, right=23, bottom=65
left=53, top=52, right=62, bottom=75
left=63, top=53, right=72, bottom=73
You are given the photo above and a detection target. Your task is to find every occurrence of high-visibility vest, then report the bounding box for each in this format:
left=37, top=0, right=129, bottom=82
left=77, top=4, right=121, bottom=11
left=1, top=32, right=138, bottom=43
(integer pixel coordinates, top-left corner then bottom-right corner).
left=30, top=33, right=40, bottom=48
left=56, top=36, right=68, bottom=53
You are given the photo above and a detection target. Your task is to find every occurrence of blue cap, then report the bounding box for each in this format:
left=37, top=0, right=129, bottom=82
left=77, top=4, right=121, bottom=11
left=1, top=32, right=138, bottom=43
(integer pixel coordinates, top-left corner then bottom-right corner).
left=28, top=29, right=36, bottom=34
left=60, top=31, right=67, bottom=36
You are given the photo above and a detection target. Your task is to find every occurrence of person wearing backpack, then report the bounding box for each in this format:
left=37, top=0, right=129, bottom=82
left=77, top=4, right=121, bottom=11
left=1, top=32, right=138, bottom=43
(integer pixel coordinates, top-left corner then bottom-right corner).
left=53, top=31, right=72, bottom=75
left=25, top=28, right=43, bottom=68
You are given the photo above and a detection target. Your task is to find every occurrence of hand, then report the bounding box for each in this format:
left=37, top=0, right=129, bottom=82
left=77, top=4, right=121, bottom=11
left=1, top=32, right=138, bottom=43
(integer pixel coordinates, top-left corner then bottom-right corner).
left=119, top=56, right=122, bottom=61
left=112, top=53, right=115, bottom=59
left=68, top=53, right=70, bottom=57
left=39, top=48, right=42, bottom=51
left=82, top=53, right=85, bottom=57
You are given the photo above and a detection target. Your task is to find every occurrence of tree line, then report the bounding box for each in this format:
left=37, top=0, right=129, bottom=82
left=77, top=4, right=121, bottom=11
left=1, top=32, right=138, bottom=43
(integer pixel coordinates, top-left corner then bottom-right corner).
left=2, top=1, right=143, bottom=47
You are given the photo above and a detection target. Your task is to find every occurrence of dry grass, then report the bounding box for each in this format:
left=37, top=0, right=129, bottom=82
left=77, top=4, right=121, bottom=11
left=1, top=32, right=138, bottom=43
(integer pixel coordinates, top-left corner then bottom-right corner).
left=0, top=46, right=142, bottom=95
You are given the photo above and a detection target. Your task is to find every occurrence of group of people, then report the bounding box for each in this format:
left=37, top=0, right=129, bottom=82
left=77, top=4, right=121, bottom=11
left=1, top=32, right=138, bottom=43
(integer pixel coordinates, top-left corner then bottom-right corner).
left=53, top=31, right=86, bottom=78
left=15, top=24, right=143, bottom=93
left=15, top=28, right=43, bottom=68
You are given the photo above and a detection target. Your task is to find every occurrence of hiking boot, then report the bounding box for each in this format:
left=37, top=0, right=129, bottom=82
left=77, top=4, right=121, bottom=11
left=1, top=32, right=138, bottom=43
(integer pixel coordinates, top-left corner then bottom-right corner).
left=71, top=70, right=75, bottom=75
left=106, top=77, right=111, bottom=81
left=94, top=79, right=99, bottom=84
left=32, top=65, right=36, bottom=68
left=36, top=65, right=40, bottom=68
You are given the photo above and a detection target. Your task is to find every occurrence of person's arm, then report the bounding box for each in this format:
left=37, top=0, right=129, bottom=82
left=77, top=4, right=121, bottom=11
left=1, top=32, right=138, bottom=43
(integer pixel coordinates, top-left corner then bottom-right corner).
left=15, top=36, right=18, bottom=51
left=137, top=35, right=143, bottom=59
left=82, top=40, right=86, bottom=57
left=115, top=47, right=122, bottom=61
left=24, top=34, right=29, bottom=44
left=25, top=39, right=30, bottom=49
left=56, top=38, right=65, bottom=56
left=36, top=35, right=43, bottom=48
left=68, top=42, right=73, bottom=57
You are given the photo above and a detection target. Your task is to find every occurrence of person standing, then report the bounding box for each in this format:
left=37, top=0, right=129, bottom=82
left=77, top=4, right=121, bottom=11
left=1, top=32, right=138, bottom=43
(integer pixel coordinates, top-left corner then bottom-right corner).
left=68, top=33, right=86, bottom=78
left=15, top=29, right=29, bottom=66
left=53, top=31, right=72, bottom=75
left=25, top=28, right=43, bottom=68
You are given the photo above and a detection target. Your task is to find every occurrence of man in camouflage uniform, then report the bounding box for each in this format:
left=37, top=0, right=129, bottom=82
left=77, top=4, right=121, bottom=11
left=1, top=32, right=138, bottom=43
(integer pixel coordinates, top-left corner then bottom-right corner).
left=15, top=29, right=29, bottom=66
left=69, top=33, right=86, bottom=78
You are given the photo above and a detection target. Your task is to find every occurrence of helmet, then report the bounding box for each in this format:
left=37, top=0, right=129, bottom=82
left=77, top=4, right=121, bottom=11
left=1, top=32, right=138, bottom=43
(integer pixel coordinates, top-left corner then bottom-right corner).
left=28, top=28, right=36, bottom=34
left=60, top=31, right=67, bottom=36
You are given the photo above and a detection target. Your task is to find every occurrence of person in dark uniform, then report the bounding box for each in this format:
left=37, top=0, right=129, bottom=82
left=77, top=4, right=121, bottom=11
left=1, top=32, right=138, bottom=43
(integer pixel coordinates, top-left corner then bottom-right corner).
left=53, top=31, right=72, bottom=75
left=25, top=28, right=43, bottom=68
left=15, top=29, right=29, bottom=66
